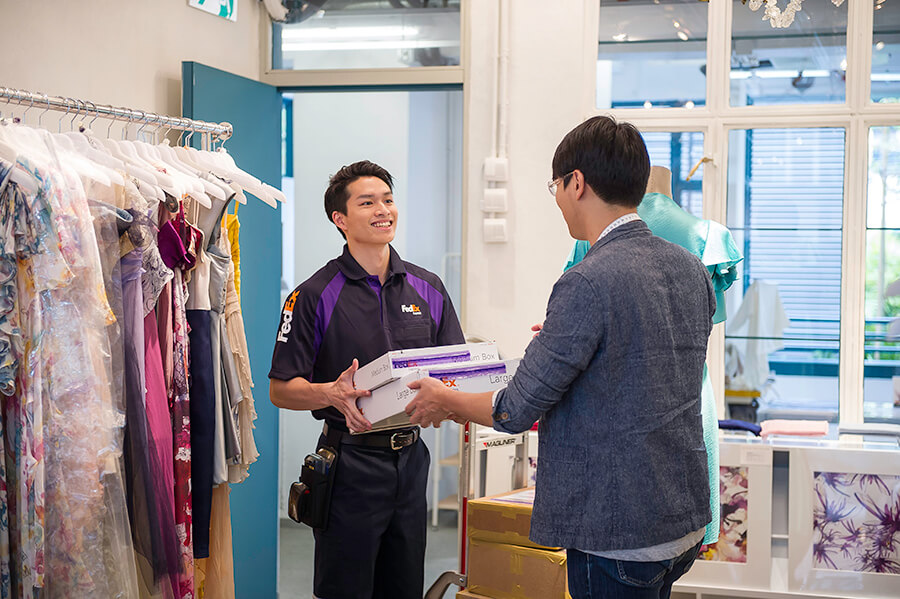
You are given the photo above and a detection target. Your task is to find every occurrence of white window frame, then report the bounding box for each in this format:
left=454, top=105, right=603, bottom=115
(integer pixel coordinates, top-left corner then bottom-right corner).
left=258, top=1, right=468, bottom=87
left=584, top=0, right=900, bottom=424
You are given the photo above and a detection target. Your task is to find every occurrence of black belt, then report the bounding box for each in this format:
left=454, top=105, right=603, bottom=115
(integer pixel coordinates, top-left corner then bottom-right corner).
left=323, top=422, right=420, bottom=451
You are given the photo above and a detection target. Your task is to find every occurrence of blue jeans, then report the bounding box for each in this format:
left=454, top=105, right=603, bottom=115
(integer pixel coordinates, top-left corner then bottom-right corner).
left=567, top=542, right=702, bottom=599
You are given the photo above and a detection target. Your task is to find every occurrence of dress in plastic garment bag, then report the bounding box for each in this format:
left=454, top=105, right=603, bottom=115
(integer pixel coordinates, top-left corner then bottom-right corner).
left=0, top=129, right=140, bottom=598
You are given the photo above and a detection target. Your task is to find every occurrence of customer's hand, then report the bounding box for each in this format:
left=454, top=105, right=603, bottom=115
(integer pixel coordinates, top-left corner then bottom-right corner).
left=531, top=323, right=543, bottom=338
left=327, top=359, right=372, bottom=433
left=405, top=377, right=454, bottom=428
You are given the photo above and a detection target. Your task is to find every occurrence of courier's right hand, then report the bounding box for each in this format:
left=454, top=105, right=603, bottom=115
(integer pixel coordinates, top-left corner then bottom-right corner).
left=327, top=359, right=372, bottom=433
left=531, top=323, right=543, bottom=338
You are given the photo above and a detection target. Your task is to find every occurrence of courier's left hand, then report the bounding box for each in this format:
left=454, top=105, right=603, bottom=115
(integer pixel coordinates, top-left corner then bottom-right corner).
left=405, top=377, right=454, bottom=428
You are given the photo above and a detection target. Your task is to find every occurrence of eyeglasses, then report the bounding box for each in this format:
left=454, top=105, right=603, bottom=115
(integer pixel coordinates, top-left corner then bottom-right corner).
left=547, top=170, right=576, bottom=197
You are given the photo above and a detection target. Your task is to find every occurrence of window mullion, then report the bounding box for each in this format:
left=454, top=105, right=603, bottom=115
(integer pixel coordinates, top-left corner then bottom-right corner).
left=846, top=0, right=874, bottom=111
left=839, top=116, right=868, bottom=425
left=706, top=0, right=731, bottom=115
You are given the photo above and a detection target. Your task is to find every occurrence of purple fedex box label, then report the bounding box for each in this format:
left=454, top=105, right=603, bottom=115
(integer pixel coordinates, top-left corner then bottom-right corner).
left=391, top=350, right=472, bottom=369
left=427, top=362, right=509, bottom=381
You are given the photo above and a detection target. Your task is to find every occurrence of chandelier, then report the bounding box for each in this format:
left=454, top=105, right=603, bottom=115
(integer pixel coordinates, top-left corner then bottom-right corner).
left=743, top=0, right=845, bottom=29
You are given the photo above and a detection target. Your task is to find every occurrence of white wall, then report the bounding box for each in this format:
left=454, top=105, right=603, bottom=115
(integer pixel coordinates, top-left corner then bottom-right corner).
left=463, top=0, right=589, bottom=358
left=289, top=90, right=411, bottom=288
left=0, top=0, right=262, bottom=119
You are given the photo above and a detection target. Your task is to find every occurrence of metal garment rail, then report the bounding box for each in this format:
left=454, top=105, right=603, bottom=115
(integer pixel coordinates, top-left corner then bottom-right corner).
left=0, top=86, right=232, bottom=146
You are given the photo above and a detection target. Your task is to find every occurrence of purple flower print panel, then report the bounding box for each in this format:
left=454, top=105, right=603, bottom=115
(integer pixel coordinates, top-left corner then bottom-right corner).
left=700, top=466, right=750, bottom=563
left=812, top=471, right=900, bottom=574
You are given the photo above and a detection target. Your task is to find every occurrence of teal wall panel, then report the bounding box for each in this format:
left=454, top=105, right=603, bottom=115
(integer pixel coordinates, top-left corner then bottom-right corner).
left=183, top=61, right=281, bottom=599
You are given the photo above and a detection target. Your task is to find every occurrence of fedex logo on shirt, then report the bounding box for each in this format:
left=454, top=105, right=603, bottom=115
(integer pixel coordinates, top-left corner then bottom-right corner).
left=402, top=304, right=422, bottom=315
left=277, top=290, right=300, bottom=343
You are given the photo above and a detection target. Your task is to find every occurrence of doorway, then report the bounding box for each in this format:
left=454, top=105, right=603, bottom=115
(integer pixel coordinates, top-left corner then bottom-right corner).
left=276, top=87, right=464, bottom=598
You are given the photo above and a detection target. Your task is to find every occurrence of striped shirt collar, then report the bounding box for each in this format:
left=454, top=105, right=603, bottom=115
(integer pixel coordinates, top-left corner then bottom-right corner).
left=596, top=212, right=641, bottom=244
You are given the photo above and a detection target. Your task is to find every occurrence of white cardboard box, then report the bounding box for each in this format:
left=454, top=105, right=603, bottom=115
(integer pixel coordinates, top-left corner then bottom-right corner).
left=353, top=342, right=500, bottom=392
left=356, top=370, right=428, bottom=432
left=426, top=358, right=519, bottom=393
left=355, top=358, right=520, bottom=433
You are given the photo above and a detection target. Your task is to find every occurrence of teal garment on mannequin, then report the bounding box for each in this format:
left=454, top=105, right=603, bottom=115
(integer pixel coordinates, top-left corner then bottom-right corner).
left=563, top=192, right=743, bottom=546
left=565, top=193, right=741, bottom=324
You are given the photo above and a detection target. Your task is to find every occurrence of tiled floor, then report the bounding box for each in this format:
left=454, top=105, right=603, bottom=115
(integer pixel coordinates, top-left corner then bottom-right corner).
left=278, top=511, right=460, bottom=599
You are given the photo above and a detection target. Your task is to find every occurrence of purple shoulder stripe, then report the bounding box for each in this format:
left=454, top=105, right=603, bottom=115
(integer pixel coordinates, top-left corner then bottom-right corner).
left=406, top=273, right=444, bottom=329
left=314, top=271, right=346, bottom=358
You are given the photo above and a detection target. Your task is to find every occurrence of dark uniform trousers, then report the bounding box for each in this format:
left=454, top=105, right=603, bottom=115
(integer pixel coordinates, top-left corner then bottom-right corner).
left=313, top=434, right=430, bottom=599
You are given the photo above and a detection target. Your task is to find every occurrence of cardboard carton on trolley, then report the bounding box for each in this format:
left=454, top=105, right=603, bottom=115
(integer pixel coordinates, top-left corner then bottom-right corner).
left=353, top=342, right=500, bottom=392
left=467, top=538, right=570, bottom=599
left=466, top=487, right=559, bottom=551
left=355, top=358, right=519, bottom=433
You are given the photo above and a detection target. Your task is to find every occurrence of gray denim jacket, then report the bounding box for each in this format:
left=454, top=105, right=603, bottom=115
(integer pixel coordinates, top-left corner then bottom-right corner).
left=493, top=220, right=715, bottom=551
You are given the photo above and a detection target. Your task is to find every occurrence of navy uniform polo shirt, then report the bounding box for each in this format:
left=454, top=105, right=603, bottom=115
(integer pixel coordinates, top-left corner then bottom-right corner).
left=269, top=244, right=465, bottom=431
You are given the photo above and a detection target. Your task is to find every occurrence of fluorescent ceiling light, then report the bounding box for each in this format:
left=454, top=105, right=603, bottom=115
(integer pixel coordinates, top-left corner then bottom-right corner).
left=755, top=69, right=802, bottom=79
left=283, top=40, right=457, bottom=52
left=732, top=69, right=831, bottom=80
left=872, top=73, right=900, bottom=82
left=281, top=25, right=420, bottom=41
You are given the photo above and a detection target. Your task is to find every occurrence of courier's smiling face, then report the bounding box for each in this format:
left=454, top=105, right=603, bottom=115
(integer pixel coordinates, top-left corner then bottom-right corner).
left=333, top=176, right=398, bottom=246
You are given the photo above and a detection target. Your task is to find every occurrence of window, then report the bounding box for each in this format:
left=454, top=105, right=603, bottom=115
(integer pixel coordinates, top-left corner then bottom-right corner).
left=872, top=2, right=900, bottom=103
left=725, top=128, right=845, bottom=419
left=730, top=0, right=848, bottom=106
left=592, top=0, right=900, bottom=425
left=864, top=126, right=900, bottom=424
left=597, top=0, right=708, bottom=109
left=273, top=1, right=461, bottom=71
left=641, top=131, right=704, bottom=217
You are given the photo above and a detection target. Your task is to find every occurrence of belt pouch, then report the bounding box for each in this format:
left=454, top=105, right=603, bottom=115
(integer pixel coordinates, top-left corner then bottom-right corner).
left=288, top=427, right=342, bottom=530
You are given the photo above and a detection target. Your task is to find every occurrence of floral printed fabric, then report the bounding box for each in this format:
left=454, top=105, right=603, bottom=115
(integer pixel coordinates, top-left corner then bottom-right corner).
left=812, top=471, right=900, bottom=574
left=172, top=267, right=195, bottom=599
left=699, top=466, right=749, bottom=563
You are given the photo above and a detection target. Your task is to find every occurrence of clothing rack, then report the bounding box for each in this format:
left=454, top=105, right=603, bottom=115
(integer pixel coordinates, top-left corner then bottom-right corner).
left=0, top=86, right=232, bottom=148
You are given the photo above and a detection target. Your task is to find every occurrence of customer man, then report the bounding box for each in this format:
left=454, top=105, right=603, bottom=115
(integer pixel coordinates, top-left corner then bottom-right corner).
left=407, top=117, right=715, bottom=599
left=269, top=160, right=464, bottom=599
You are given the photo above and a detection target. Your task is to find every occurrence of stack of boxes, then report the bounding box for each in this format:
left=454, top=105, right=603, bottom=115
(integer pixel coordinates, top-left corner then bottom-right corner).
left=354, top=342, right=520, bottom=432
left=462, top=488, right=569, bottom=599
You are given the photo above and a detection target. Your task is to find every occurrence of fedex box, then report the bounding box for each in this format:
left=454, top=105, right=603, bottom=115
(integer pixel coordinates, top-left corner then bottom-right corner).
left=427, top=358, right=520, bottom=393
left=356, top=370, right=427, bottom=432
left=353, top=342, right=500, bottom=392
left=355, top=358, right=519, bottom=434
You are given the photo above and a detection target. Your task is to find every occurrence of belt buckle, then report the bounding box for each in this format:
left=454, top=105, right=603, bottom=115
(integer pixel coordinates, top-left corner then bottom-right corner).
left=390, top=431, right=412, bottom=451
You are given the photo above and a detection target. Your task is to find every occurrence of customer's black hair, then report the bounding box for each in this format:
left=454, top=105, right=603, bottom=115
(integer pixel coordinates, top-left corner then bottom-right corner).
left=324, top=160, right=395, bottom=239
left=551, top=115, right=650, bottom=208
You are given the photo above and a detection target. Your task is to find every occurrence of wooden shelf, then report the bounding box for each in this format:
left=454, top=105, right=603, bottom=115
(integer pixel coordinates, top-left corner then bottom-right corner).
left=437, top=494, right=459, bottom=511
left=439, top=453, right=459, bottom=467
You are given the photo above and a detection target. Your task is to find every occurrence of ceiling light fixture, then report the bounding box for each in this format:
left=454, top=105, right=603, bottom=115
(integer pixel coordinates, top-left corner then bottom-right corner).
left=281, top=25, right=420, bottom=41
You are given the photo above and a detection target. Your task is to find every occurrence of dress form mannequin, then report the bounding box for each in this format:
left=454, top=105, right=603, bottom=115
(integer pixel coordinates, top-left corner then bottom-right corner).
left=646, top=165, right=673, bottom=198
